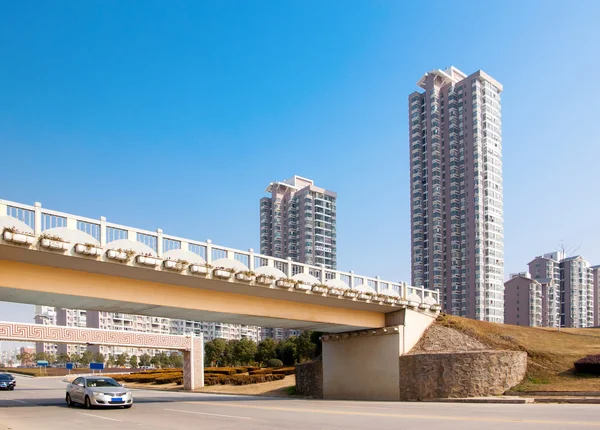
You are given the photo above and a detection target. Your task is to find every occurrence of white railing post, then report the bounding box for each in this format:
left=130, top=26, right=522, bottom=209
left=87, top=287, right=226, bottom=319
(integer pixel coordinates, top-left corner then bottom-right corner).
left=401, top=282, right=407, bottom=299
left=206, top=240, right=212, bottom=265
left=420, top=285, right=426, bottom=301
left=0, top=202, right=7, bottom=216
left=100, top=217, right=107, bottom=246
left=181, top=241, right=189, bottom=252
left=226, top=250, right=234, bottom=260
left=248, top=249, right=255, bottom=270
left=157, top=229, right=163, bottom=257
left=127, top=229, right=136, bottom=241
left=320, top=264, right=326, bottom=283
left=376, top=276, right=381, bottom=293
left=286, top=257, right=293, bottom=278
left=349, top=270, right=355, bottom=289
left=266, top=256, right=274, bottom=268
left=34, top=202, right=42, bottom=235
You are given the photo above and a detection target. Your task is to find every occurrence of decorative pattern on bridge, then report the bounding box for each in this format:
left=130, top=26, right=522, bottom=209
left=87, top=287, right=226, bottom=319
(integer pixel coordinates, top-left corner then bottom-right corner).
left=0, top=321, right=193, bottom=350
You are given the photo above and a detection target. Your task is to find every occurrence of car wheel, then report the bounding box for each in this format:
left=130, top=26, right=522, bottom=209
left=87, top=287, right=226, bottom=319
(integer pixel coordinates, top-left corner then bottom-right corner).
left=123, top=405, right=132, bottom=409
left=84, top=396, right=92, bottom=409
left=66, top=394, right=73, bottom=407
left=9, top=387, right=14, bottom=391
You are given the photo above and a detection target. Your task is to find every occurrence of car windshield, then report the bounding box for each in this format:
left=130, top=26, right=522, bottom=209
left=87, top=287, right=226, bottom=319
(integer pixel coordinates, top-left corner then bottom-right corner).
left=86, top=378, right=120, bottom=388
left=0, top=375, right=11, bottom=381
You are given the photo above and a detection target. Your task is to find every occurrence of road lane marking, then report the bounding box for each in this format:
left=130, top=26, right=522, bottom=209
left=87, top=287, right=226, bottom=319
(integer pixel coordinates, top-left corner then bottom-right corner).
left=77, top=413, right=122, bottom=422
left=164, top=408, right=252, bottom=420
left=188, top=402, right=600, bottom=427
left=9, top=400, right=30, bottom=404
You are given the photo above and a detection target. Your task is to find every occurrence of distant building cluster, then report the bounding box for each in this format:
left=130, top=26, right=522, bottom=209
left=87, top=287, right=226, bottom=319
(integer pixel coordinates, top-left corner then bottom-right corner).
left=34, top=305, right=261, bottom=358
left=505, top=251, right=600, bottom=328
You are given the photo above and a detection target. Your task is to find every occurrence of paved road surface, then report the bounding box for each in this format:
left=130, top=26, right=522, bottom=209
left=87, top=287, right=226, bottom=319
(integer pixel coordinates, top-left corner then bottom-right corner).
left=0, top=375, right=599, bottom=429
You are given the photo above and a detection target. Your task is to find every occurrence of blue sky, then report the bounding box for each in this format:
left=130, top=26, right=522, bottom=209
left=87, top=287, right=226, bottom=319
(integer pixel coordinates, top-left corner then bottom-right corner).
left=1, top=0, right=600, bottom=335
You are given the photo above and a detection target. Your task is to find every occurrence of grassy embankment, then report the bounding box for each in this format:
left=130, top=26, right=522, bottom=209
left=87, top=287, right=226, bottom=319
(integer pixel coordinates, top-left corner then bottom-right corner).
left=438, top=315, right=600, bottom=392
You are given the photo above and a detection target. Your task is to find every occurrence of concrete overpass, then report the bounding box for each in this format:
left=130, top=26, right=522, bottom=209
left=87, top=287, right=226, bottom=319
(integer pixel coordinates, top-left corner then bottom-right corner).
left=0, top=199, right=440, bottom=333
left=0, top=199, right=441, bottom=399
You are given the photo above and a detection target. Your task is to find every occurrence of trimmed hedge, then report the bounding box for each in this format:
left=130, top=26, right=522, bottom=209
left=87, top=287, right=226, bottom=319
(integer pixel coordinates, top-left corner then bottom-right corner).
left=574, top=355, right=600, bottom=375
left=204, top=374, right=285, bottom=386
left=272, top=367, right=295, bottom=376
left=205, top=367, right=239, bottom=376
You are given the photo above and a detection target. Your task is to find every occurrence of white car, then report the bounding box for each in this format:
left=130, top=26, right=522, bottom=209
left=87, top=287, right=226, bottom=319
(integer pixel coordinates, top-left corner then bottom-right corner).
left=66, top=376, right=133, bottom=409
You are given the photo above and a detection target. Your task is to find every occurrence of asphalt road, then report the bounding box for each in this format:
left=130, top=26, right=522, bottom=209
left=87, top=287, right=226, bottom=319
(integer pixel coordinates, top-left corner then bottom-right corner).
left=0, top=375, right=599, bottom=429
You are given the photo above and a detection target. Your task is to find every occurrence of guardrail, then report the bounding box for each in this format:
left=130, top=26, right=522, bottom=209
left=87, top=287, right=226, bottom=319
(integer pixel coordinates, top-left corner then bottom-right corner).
left=0, top=199, right=440, bottom=309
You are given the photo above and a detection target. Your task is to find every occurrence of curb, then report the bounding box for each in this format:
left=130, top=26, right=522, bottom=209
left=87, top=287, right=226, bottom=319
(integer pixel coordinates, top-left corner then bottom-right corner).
left=534, top=398, right=600, bottom=404
left=426, top=397, right=533, bottom=404
left=506, top=391, right=600, bottom=397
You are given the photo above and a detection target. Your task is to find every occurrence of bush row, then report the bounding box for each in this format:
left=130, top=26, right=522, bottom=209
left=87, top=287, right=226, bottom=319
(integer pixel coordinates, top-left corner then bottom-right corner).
left=248, top=367, right=295, bottom=376
left=204, top=374, right=285, bottom=386
left=574, top=355, right=600, bottom=375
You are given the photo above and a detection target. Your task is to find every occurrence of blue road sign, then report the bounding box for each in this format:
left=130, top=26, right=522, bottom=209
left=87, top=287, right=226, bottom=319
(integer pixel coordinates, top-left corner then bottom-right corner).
left=66, top=363, right=74, bottom=370
left=90, top=362, right=104, bottom=370
left=37, top=360, right=48, bottom=367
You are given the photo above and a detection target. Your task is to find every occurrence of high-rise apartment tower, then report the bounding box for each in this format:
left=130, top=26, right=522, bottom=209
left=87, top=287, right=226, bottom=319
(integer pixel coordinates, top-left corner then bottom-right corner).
left=409, top=67, right=504, bottom=322
left=260, top=176, right=337, bottom=269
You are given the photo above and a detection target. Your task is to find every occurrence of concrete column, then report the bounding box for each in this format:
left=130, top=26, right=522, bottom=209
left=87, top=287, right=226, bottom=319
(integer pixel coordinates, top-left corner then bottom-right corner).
left=205, top=240, right=212, bottom=265
left=99, top=217, right=107, bottom=246
left=183, top=335, right=204, bottom=391
left=248, top=249, right=254, bottom=270
left=34, top=202, right=42, bottom=235
left=157, top=229, right=163, bottom=257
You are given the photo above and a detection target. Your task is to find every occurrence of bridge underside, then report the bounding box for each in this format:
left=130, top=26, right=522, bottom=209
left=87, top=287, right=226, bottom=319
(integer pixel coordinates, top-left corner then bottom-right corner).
left=0, top=246, right=386, bottom=332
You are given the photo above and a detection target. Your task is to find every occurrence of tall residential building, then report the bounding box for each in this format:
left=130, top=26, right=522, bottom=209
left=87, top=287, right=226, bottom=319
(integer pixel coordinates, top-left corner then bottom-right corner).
left=504, top=273, right=542, bottom=327
left=34, top=305, right=57, bottom=355
left=591, top=265, right=600, bottom=327
left=260, top=176, right=337, bottom=269
left=409, top=66, right=504, bottom=322
left=561, top=256, right=594, bottom=328
left=528, top=251, right=563, bottom=327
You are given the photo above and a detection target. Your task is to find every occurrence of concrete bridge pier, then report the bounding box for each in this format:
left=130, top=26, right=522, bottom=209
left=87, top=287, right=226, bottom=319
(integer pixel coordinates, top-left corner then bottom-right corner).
left=321, top=308, right=437, bottom=401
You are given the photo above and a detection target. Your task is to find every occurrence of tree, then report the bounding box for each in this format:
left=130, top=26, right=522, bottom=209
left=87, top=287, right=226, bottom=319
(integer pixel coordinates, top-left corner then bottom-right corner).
left=34, top=352, right=48, bottom=363
left=233, top=338, right=257, bottom=366
left=169, top=352, right=183, bottom=368
left=93, top=353, right=105, bottom=364
left=204, top=339, right=227, bottom=367
left=158, top=352, right=171, bottom=368
left=70, top=353, right=82, bottom=367
left=294, top=331, right=316, bottom=363
left=255, top=338, right=278, bottom=365
left=139, top=353, right=151, bottom=367
left=276, top=339, right=297, bottom=366
left=17, top=352, right=34, bottom=366
left=106, top=354, right=115, bottom=367
left=80, top=350, right=94, bottom=367
left=310, top=331, right=323, bottom=357
left=116, top=353, right=129, bottom=367
left=7, top=360, right=14, bottom=367
left=129, top=355, right=138, bottom=368
left=56, top=353, right=70, bottom=365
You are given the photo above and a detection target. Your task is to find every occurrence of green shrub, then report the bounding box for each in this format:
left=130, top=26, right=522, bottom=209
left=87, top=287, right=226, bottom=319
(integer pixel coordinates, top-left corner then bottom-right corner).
left=267, top=359, right=283, bottom=368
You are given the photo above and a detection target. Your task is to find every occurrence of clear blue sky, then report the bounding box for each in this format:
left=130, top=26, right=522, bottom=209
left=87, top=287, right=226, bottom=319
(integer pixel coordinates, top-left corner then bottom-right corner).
left=1, top=0, right=599, bottom=333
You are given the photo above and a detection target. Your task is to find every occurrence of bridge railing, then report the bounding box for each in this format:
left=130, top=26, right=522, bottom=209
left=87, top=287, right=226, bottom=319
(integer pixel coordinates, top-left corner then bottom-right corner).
left=0, top=199, right=440, bottom=306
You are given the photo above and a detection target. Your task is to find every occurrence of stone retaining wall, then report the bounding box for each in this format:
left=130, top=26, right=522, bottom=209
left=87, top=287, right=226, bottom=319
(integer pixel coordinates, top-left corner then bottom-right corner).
left=295, top=357, right=323, bottom=398
left=398, top=350, right=527, bottom=400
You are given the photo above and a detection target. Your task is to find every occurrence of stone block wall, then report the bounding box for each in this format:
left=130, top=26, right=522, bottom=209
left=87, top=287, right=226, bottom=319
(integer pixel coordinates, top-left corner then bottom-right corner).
left=295, top=357, right=323, bottom=398
left=398, top=350, right=527, bottom=400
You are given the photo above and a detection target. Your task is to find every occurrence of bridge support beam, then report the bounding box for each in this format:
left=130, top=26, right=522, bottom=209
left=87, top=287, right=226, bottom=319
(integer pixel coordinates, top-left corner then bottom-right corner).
left=321, top=308, right=436, bottom=401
